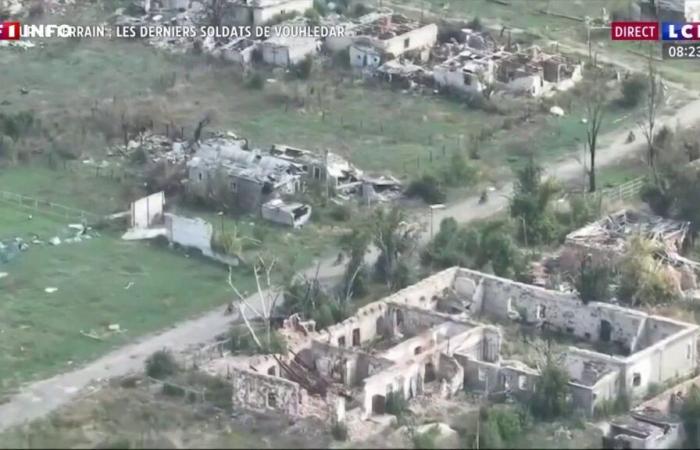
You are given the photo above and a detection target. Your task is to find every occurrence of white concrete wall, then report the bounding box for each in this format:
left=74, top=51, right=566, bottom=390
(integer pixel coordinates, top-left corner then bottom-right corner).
left=349, top=45, right=382, bottom=68
left=165, top=213, right=213, bottom=253
left=261, top=38, right=317, bottom=66
left=433, top=66, right=488, bottom=94
left=378, top=23, right=438, bottom=57
left=131, top=192, right=165, bottom=229
left=253, top=0, right=313, bottom=25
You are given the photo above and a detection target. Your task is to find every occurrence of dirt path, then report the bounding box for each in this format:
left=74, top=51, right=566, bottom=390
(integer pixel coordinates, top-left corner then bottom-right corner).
left=4, top=94, right=700, bottom=432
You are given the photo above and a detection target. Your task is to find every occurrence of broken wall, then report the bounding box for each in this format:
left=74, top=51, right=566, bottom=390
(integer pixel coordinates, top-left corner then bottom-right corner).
left=165, top=213, right=213, bottom=253
left=378, top=23, right=438, bottom=58
left=302, top=341, right=393, bottom=387
left=456, top=268, right=650, bottom=352
left=438, top=354, right=464, bottom=397
left=131, top=191, right=165, bottom=229
left=231, top=367, right=303, bottom=416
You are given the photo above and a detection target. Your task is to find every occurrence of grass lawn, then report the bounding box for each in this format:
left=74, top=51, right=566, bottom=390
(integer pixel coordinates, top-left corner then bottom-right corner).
left=0, top=204, right=254, bottom=395
left=1, top=1, right=653, bottom=198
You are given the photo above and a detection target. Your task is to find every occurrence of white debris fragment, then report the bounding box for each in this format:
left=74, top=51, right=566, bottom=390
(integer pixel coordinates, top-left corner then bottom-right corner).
left=549, top=106, right=565, bottom=116
left=0, top=272, right=8, bottom=279
left=49, top=236, right=61, bottom=246
left=107, top=324, right=121, bottom=332
left=45, top=287, right=58, bottom=293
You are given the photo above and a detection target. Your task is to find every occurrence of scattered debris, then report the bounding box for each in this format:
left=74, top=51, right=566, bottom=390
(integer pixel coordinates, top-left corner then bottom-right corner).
left=550, top=106, right=565, bottom=116
left=261, top=199, right=312, bottom=228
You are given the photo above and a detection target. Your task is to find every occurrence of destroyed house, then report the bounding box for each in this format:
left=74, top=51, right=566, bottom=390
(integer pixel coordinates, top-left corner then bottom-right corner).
left=187, top=138, right=304, bottom=212
left=207, top=267, right=699, bottom=422
left=342, top=13, right=438, bottom=69
left=495, top=47, right=583, bottom=97
left=433, top=49, right=504, bottom=94
left=226, top=0, right=314, bottom=27
left=604, top=411, right=683, bottom=449
left=565, top=209, right=691, bottom=257
left=269, top=144, right=364, bottom=190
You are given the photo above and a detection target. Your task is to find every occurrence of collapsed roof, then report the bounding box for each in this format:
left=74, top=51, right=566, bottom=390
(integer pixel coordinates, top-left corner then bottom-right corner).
left=565, top=209, right=690, bottom=254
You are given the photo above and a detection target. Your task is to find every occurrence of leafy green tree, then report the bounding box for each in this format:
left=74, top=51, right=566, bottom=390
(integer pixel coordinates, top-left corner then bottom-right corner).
left=531, top=351, right=571, bottom=420
left=509, top=158, right=561, bottom=245
left=371, top=207, right=418, bottom=289
left=575, top=255, right=612, bottom=304
left=339, top=227, right=371, bottom=300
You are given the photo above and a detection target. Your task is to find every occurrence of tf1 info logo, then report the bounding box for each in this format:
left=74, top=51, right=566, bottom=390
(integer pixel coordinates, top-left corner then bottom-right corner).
left=0, top=22, right=20, bottom=40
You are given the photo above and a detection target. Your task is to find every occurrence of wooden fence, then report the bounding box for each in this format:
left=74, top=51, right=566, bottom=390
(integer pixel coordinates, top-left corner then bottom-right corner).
left=0, top=190, right=102, bottom=223
left=594, top=176, right=647, bottom=203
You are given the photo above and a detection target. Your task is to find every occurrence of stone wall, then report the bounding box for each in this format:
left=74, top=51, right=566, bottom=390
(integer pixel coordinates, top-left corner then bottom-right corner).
left=231, top=367, right=303, bottom=416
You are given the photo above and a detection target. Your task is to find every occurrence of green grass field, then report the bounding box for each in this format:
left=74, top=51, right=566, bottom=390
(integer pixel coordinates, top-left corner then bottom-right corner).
left=0, top=205, right=255, bottom=395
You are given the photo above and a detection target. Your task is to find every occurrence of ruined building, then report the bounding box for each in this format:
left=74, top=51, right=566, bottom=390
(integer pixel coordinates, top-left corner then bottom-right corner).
left=204, top=267, right=699, bottom=423
left=226, top=0, right=314, bottom=27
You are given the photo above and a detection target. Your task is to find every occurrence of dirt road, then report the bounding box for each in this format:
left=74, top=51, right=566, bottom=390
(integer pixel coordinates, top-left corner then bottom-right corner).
left=4, top=59, right=700, bottom=438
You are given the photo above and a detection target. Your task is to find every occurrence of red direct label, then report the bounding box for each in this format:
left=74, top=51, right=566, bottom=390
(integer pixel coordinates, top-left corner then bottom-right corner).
left=0, top=22, right=21, bottom=40
left=611, top=21, right=659, bottom=40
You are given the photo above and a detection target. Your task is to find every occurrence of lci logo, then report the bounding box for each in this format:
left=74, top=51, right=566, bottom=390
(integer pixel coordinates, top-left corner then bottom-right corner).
left=0, top=22, right=20, bottom=40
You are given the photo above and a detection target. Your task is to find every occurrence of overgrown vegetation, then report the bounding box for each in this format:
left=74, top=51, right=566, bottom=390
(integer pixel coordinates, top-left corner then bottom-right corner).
left=228, top=325, right=286, bottom=354
left=617, top=236, right=679, bottom=306
left=681, top=385, right=700, bottom=447
left=331, top=421, right=348, bottom=441
left=385, top=390, right=409, bottom=417
left=405, top=174, right=446, bottom=204
left=510, top=157, right=561, bottom=246
left=593, top=392, right=630, bottom=418
left=281, top=276, right=349, bottom=329
left=620, top=73, right=648, bottom=108
left=421, top=218, right=528, bottom=280
left=463, top=405, right=532, bottom=449
left=575, top=255, right=613, bottom=304
left=145, top=349, right=179, bottom=380
left=530, top=351, right=571, bottom=420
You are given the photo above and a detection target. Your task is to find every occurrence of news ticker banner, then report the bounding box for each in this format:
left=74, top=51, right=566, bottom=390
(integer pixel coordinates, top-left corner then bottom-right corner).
left=0, top=22, right=347, bottom=41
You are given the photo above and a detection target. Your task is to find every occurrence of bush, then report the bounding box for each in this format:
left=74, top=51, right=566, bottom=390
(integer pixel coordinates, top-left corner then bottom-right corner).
left=304, top=8, right=321, bottom=25
left=162, top=382, right=186, bottom=398
left=312, top=0, right=328, bottom=15
left=412, top=426, right=439, bottom=449
left=467, top=17, right=483, bottom=31
left=245, top=72, right=266, bottom=90
left=640, top=183, right=672, bottom=216
left=145, top=349, right=178, bottom=380
left=292, top=55, right=314, bottom=80
left=531, top=357, right=571, bottom=420
left=328, top=203, right=352, bottom=222
left=620, top=73, right=647, bottom=108
left=681, top=385, right=700, bottom=447
left=349, top=2, right=371, bottom=17
left=229, top=326, right=287, bottom=354
left=385, top=391, right=409, bottom=417
left=331, top=421, right=348, bottom=441
left=575, top=256, right=612, bottom=304
left=405, top=174, right=446, bottom=204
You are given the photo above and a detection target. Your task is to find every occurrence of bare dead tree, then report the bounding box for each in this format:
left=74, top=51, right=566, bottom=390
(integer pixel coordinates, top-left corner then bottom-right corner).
left=584, top=57, right=606, bottom=193
left=638, top=53, right=665, bottom=187
left=227, top=257, right=282, bottom=350
left=192, top=113, right=211, bottom=144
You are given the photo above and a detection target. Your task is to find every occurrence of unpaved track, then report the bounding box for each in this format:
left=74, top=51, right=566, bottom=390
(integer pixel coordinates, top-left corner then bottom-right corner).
left=3, top=41, right=700, bottom=437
